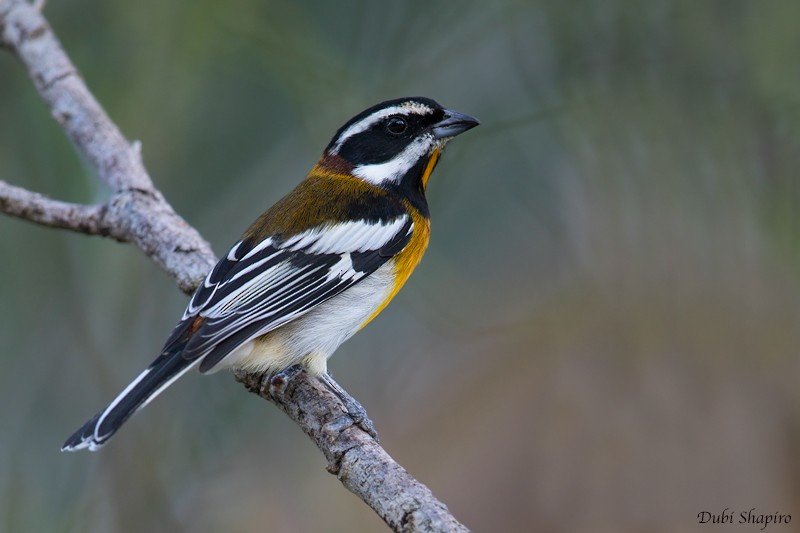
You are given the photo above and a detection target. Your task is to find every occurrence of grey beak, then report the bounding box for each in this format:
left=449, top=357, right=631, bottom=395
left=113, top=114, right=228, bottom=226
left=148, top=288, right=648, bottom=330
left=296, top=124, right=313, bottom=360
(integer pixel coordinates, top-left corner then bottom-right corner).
left=431, top=109, right=480, bottom=139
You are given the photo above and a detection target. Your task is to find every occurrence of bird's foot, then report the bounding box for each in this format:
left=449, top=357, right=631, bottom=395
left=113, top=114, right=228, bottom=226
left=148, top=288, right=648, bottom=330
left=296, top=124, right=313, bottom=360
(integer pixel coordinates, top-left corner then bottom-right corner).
left=319, top=372, right=379, bottom=441
left=261, top=364, right=305, bottom=396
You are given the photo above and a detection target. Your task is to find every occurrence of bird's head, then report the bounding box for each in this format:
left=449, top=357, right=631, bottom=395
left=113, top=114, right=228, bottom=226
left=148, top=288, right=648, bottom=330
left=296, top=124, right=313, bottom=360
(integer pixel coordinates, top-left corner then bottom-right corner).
left=323, top=97, right=479, bottom=190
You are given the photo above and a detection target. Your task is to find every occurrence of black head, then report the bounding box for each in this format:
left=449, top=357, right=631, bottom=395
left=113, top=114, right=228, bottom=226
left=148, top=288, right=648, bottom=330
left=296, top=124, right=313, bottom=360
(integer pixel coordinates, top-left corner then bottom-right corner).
left=324, top=97, right=479, bottom=188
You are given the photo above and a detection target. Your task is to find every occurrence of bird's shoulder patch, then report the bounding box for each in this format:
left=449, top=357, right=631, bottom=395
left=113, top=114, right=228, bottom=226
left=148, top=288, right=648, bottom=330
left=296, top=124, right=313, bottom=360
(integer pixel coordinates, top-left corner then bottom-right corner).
left=243, top=167, right=407, bottom=243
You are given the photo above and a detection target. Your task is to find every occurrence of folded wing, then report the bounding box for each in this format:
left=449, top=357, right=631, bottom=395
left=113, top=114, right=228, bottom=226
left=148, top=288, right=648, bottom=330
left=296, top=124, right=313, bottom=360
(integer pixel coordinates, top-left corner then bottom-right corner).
left=164, top=215, right=414, bottom=372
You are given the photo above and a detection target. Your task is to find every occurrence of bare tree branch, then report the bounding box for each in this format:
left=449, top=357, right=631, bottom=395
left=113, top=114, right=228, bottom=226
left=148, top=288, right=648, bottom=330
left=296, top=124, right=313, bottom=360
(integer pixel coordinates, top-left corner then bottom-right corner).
left=0, top=179, right=124, bottom=239
left=0, top=0, right=215, bottom=293
left=0, top=1, right=468, bottom=531
left=236, top=370, right=469, bottom=533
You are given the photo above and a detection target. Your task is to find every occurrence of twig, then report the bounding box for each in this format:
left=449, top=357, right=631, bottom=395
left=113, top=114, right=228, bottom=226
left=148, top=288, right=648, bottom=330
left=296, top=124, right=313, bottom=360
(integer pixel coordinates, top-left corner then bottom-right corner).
left=0, top=180, right=123, bottom=239
left=237, top=370, right=469, bottom=532
left=0, top=0, right=215, bottom=293
left=0, top=1, right=468, bottom=531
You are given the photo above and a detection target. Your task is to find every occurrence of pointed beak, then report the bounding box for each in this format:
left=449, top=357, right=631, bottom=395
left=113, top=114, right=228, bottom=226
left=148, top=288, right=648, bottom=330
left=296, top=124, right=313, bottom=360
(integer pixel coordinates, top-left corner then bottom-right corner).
left=431, top=109, right=480, bottom=139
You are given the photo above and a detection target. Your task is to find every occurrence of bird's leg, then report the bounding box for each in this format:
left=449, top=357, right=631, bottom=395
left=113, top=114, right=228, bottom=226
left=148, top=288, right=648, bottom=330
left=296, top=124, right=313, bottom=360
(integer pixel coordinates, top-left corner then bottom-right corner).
left=261, top=364, right=305, bottom=396
left=319, top=372, right=379, bottom=441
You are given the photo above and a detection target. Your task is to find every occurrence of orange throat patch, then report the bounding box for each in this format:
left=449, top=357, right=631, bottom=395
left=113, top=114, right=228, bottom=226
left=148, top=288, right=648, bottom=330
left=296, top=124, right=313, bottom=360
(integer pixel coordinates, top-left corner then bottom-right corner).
left=360, top=206, right=431, bottom=329
left=421, top=148, right=441, bottom=191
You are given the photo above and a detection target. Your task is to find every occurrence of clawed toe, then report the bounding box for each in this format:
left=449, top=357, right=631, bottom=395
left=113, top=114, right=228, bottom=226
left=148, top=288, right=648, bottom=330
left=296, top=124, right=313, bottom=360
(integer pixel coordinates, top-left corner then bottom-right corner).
left=318, top=372, right=379, bottom=440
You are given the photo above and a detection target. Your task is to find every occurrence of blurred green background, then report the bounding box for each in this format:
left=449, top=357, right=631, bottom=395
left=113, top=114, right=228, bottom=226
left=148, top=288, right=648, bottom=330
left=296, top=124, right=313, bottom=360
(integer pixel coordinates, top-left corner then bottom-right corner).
left=3, top=0, right=800, bottom=531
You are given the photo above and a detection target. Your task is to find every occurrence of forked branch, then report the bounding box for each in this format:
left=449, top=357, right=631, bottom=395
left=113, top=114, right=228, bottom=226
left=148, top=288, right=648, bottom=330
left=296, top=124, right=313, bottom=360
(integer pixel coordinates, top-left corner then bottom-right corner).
left=0, top=1, right=467, bottom=531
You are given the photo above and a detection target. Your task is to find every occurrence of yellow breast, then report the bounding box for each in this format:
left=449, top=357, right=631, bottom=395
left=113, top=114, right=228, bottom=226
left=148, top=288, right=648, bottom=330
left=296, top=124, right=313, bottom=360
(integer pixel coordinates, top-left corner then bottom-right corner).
left=359, top=206, right=431, bottom=330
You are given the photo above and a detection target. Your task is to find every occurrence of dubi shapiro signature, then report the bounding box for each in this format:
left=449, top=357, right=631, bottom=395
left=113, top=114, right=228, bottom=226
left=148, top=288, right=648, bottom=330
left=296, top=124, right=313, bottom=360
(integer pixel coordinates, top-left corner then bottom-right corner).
left=698, top=508, right=791, bottom=530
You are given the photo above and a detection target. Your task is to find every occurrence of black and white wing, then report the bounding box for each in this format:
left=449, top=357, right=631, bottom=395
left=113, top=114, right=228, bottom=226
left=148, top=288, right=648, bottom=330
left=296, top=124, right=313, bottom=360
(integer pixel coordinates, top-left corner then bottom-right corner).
left=63, top=214, right=412, bottom=451
left=164, top=215, right=414, bottom=372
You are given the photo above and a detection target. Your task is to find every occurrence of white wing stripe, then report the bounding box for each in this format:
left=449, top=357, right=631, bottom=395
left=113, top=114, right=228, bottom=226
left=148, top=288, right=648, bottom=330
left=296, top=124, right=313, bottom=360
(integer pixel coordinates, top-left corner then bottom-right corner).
left=231, top=265, right=326, bottom=316
left=178, top=212, right=413, bottom=362
left=201, top=265, right=294, bottom=317
left=280, top=233, right=304, bottom=248
left=258, top=277, right=333, bottom=319
left=201, top=253, right=354, bottom=340
left=339, top=221, right=373, bottom=252
left=188, top=216, right=408, bottom=320
left=285, top=232, right=317, bottom=251
left=203, top=275, right=333, bottom=341
left=225, top=250, right=283, bottom=284
left=203, top=264, right=308, bottom=317
left=226, top=241, right=244, bottom=261
left=242, top=237, right=275, bottom=260
left=326, top=253, right=354, bottom=282
left=284, top=217, right=408, bottom=255
left=202, top=263, right=326, bottom=318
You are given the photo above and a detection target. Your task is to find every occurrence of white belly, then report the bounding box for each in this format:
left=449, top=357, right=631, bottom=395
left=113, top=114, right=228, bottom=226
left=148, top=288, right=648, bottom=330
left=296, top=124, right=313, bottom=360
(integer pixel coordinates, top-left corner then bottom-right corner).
left=222, top=262, right=394, bottom=375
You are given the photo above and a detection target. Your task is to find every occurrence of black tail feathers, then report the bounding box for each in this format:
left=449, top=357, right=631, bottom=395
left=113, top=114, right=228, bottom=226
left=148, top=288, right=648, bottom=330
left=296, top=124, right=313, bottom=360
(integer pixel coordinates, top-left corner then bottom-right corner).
left=62, top=352, right=198, bottom=452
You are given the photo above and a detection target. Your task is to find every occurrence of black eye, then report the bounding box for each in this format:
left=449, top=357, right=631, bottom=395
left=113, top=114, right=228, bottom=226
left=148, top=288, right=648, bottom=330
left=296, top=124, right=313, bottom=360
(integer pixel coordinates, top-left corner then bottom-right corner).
left=386, top=117, right=407, bottom=135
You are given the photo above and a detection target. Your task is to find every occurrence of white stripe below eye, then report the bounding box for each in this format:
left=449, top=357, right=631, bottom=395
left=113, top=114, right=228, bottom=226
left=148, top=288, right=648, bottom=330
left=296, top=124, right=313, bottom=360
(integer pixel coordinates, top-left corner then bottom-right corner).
left=352, top=135, right=435, bottom=186
left=330, top=102, right=434, bottom=154
left=284, top=217, right=408, bottom=255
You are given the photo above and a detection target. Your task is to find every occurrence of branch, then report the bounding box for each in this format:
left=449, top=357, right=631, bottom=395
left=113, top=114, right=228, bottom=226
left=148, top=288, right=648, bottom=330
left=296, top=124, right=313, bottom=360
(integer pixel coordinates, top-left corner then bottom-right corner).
left=0, top=179, right=124, bottom=239
left=0, top=1, right=468, bottom=531
left=236, top=370, right=468, bottom=532
left=0, top=0, right=215, bottom=293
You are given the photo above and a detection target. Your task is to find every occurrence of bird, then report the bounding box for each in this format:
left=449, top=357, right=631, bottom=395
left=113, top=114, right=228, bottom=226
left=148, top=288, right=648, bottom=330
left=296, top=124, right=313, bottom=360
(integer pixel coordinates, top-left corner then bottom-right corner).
left=62, top=96, right=479, bottom=452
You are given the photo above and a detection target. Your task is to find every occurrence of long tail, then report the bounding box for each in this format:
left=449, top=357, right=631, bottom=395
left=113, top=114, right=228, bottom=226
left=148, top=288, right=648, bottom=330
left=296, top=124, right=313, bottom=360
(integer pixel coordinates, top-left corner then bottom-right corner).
left=61, top=353, right=200, bottom=452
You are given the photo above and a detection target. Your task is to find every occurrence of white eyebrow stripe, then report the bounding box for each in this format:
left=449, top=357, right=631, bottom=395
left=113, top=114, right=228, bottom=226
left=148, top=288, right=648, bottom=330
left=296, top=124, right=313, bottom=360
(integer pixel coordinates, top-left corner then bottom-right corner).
left=330, top=102, right=434, bottom=154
